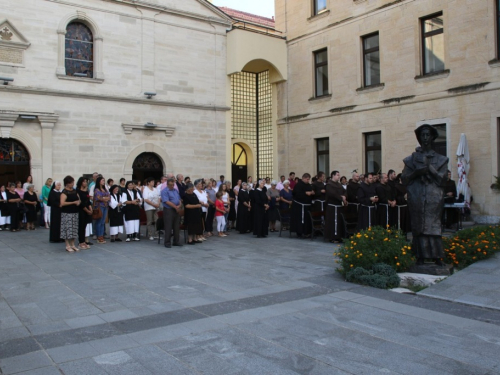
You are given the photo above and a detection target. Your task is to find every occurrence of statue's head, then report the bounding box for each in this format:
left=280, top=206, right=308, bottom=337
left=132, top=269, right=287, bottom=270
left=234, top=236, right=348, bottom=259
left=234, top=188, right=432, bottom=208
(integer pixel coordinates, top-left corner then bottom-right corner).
left=415, top=124, right=438, bottom=148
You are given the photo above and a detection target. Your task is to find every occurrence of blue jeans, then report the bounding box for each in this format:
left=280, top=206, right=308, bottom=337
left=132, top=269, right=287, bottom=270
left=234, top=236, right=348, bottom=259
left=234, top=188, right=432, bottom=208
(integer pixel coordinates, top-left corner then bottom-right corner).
left=95, top=206, right=107, bottom=237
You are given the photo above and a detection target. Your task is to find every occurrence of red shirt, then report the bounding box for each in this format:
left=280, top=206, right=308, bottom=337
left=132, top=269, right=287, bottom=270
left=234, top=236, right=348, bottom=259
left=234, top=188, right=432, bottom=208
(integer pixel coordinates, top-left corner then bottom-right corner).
left=215, top=200, right=225, bottom=216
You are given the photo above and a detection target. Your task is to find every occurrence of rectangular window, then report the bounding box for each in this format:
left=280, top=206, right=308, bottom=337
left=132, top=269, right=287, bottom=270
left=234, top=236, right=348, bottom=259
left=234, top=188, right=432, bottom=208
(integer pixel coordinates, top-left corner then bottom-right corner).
left=314, top=49, right=329, bottom=97
left=497, top=0, right=500, bottom=59
left=422, top=12, right=445, bottom=74
left=313, top=0, right=327, bottom=16
left=316, top=138, right=330, bottom=175
left=431, top=124, right=447, bottom=157
left=362, top=33, right=380, bottom=87
left=365, top=132, right=381, bottom=174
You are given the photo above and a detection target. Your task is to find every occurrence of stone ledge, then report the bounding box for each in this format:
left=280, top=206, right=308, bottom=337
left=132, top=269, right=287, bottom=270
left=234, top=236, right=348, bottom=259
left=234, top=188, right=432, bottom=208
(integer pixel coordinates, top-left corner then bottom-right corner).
left=398, top=272, right=447, bottom=287
left=414, top=69, right=450, bottom=82
left=56, top=74, right=104, bottom=84
left=356, top=83, right=385, bottom=93
left=308, top=94, right=332, bottom=102
left=307, top=10, right=330, bottom=22
left=122, top=123, right=175, bottom=137
left=488, top=59, right=500, bottom=68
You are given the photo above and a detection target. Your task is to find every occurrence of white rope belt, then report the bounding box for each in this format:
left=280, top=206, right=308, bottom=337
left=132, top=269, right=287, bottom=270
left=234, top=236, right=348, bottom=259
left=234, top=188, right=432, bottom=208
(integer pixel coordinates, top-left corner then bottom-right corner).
left=294, top=200, right=311, bottom=224
left=328, top=203, right=342, bottom=236
left=378, top=203, right=389, bottom=225
left=312, top=199, right=325, bottom=211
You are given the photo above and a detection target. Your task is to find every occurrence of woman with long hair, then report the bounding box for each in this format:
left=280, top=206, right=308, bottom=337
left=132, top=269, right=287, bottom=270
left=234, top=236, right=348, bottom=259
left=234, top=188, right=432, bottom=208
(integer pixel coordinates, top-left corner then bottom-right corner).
left=93, top=176, right=110, bottom=244
left=76, top=177, right=93, bottom=249
left=60, top=176, right=81, bottom=252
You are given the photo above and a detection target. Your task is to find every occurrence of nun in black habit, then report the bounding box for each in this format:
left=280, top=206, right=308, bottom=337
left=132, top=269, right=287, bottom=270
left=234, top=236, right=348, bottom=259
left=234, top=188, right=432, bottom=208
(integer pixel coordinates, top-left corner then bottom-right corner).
left=48, top=181, right=63, bottom=242
left=253, top=179, right=269, bottom=238
left=290, top=173, right=314, bottom=238
left=236, top=183, right=252, bottom=234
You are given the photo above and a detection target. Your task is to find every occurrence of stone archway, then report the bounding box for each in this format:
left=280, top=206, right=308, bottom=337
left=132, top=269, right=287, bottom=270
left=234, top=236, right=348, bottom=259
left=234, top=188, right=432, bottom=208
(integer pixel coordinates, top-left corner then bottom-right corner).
left=231, top=139, right=255, bottom=184
left=123, top=143, right=173, bottom=181
left=0, top=138, right=31, bottom=187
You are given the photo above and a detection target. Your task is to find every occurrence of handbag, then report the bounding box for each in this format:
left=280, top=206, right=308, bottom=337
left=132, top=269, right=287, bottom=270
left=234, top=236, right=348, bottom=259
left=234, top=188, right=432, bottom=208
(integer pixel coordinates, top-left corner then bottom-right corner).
left=92, top=206, right=102, bottom=220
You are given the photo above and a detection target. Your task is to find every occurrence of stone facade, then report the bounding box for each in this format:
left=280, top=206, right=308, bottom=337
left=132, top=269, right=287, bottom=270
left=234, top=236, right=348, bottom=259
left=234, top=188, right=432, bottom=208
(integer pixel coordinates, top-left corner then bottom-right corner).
left=275, top=0, right=500, bottom=221
left=0, top=0, right=231, bottom=184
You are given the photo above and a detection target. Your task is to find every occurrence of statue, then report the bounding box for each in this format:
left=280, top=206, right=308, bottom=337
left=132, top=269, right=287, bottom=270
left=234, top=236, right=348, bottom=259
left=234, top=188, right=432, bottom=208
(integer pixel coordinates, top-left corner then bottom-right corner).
left=402, top=124, right=448, bottom=267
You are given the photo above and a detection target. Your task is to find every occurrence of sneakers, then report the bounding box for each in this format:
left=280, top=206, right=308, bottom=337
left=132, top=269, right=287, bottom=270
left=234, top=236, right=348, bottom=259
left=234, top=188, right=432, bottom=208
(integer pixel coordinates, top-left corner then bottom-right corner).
left=149, top=236, right=154, bottom=241
left=126, top=238, right=131, bottom=242
left=134, top=237, right=140, bottom=241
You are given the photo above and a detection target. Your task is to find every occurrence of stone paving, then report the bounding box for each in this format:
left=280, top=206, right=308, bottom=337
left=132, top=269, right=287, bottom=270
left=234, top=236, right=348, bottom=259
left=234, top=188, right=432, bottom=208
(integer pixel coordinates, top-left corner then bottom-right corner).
left=1, top=228, right=500, bottom=374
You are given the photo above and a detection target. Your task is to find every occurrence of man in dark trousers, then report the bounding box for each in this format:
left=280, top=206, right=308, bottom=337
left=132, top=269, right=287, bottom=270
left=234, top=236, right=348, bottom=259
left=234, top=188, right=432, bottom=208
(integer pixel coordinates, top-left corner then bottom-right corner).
left=357, top=173, right=378, bottom=230
left=346, top=171, right=360, bottom=223
left=324, top=170, right=347, bottom=243
left=376, top=173, right=396, bottom=228
left=161, top=178, right=183, bottom=248
left=290, top=173, right=314, bottom=238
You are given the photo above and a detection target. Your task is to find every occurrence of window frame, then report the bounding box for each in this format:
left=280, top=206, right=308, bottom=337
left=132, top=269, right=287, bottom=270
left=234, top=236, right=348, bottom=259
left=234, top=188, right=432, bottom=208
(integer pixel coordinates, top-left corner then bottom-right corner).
left=313, top=0, right=327, bottom=16
left=314, top=48, right=329, bottom=98
left=421, top=12, right=445, bottom=75
left=364, top=131, right=382, bottom=174
left=316, top=138, right=330, bottom=175
left=64, top=22, right=94, bottom=79
left=497, top=0, right=500, bottom=59
left=362, top=32, right=380, bottom=87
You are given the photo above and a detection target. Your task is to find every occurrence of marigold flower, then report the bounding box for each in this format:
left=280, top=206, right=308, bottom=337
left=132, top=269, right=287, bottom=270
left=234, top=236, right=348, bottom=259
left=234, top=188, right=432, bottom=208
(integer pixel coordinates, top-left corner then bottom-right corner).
left=375, top=254, right=378, bottom=257
left=396, top=263, right=400, bottom=266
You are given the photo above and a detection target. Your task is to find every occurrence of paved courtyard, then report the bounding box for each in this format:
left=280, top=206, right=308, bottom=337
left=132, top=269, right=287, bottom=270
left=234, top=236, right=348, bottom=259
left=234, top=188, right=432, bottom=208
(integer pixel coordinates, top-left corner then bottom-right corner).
left=1, top=229, right=500, bottom=374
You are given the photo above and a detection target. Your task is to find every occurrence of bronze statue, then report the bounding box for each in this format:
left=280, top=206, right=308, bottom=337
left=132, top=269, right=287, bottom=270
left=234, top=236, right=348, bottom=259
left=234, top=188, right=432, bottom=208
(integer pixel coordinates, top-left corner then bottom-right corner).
left=402, top=124, right=448, bottom=266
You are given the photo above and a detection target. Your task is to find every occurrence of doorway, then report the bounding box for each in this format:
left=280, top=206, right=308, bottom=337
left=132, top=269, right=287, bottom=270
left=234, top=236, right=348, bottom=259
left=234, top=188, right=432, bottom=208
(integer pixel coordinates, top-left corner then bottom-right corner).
left=132, top=152, right=164, bottom=183
left=231, top=143, right=248, bottom=186
left=0, top=139, right=31, bottom=187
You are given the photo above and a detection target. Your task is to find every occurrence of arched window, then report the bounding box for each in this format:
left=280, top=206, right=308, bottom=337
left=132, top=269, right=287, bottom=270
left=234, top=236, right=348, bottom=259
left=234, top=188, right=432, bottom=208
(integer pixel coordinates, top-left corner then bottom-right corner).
left=57, top=12, right=104, bottom=81
left=65, top=22, right=94, bottom=78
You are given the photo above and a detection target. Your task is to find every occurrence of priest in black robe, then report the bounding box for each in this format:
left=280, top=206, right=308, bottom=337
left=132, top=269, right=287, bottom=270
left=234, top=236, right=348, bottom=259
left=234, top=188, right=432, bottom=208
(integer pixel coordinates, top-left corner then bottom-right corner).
left=236, top=183, right=251, bottom=234
left=311, top=172, right=326, bottom=212
left=253, top=180, right=269, bottom=238
left=375, top=173, right=396, bottom=228
left=290, top=173, right=314, bottom=238
left=395, top=173, right=411, bottom=234
left=48, top=181, right=63, bottom=243
left=356, top=173, right=378, bottom=231
left=324, top=171, right=347, bottom=242
left=346, top=172, right=360, bottom=223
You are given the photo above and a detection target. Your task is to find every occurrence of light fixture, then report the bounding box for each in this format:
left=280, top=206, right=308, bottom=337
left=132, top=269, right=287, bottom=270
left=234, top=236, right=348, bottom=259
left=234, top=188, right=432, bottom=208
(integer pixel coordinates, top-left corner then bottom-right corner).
left=0, top=76, right=14, bottom=85
left=73, top=73, right=87, bottom=77
left=144, top=92, right=157, bottom=99
left=144, top=122, right=157, bottom=128
left=19, top=115, right=37, bottom=120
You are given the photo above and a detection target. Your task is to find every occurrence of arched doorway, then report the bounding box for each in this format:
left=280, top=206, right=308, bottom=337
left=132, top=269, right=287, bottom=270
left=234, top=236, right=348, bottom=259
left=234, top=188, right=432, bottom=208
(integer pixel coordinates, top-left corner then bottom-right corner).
left=231, top=143, right=248, bottom=184
left=132, top=152, right=164, bottom=183
left=0, top=139, right=30, bottom=187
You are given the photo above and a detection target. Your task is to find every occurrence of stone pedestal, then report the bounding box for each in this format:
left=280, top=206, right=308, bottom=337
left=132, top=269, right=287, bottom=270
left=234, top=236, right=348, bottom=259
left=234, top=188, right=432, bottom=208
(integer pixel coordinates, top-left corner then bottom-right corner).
left=408, top=263, right=454, bottom=276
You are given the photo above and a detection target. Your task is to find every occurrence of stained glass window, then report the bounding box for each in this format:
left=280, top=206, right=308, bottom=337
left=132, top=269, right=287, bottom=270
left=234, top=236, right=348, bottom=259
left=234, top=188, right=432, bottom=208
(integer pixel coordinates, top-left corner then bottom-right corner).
left=0, top=139, right=30, bottom=164
left=65, top=22, right=94, bottom=78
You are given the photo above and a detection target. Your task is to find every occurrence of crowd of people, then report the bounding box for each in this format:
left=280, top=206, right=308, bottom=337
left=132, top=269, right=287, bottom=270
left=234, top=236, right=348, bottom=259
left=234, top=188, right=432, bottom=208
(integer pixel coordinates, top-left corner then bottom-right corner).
left=0, top=167, right=460, bottom=251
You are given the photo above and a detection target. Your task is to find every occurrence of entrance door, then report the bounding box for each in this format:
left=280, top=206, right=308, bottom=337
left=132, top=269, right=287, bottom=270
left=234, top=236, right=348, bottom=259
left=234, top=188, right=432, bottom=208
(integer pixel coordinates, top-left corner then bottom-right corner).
left=0, top=139, right=30, bottom=187
left=231, top=143, right=248, bottom=185
left=132, top=152, right=164, bottom=183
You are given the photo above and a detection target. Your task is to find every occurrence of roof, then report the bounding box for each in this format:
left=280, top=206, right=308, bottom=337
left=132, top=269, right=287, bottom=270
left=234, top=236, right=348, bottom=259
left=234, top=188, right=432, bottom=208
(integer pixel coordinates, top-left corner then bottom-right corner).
left=218, top=6, right=275, bottom=28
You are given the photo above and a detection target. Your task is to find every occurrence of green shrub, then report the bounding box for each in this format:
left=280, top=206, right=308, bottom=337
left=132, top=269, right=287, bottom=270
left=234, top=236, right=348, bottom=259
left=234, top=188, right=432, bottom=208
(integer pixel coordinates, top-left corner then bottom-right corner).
left=443, top=225, right=500, bottom=269
left=346, top=263, right=400, bottom=289
left=334, top=226, right=414, bottom=276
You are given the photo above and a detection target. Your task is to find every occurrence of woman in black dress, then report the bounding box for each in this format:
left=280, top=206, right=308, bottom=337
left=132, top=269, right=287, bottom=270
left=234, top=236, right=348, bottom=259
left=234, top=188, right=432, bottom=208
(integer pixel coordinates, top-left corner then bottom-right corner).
left=60, top=176, right=81, bottom=252
left=226, top=181, right=236, bottom=230
left=108, top=185, right=124, bottom=242
left=76, top=177, right=92, bottom=249
left=48, top=181, right=63, bottom=243
left=253, top=179, right=269, bottom=238
left=0, top=185, right=10, bottom=230
left=183, top=183, right=203, bottom=245
left=236, top=183, right=251, bottom=234
left=6, top=183, right=22, bottom=232
left=23, top=184, right=38, bottom=230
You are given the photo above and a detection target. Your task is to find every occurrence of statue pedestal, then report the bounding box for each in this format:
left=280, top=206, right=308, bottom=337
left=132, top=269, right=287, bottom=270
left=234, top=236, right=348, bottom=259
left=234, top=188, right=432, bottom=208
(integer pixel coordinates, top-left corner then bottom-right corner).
left=408, top=263, right=453, bottom=276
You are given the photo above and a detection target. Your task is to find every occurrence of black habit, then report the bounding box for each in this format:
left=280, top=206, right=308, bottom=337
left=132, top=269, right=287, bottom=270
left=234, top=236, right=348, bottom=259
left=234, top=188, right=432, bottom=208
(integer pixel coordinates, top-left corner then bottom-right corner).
left=236, top=189, right=251, bottom=233
left=356, top=182, right=377, bottom=231
left=290, top=180, right=312, bottom=237
left=346, top=181, right=360, bottom=223
left=324, top=181, right=346, bottom=241
left=252, top=188, right=269, bottom=237
left=48, top=190, right=62, bottom=242
left=311, top=181, right=326, bottom=212
left=375, top=183, right=396, bottom=228
left=395, top=182, right=411, bottom=233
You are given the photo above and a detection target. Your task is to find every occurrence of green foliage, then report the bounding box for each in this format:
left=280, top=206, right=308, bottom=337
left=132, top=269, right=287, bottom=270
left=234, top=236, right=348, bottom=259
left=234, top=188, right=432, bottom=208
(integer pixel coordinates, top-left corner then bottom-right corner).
left=491, top=176, right=500, bottom=191
left=443, top=225, right=500, bottom=269
left=334, top=226, right=414, bottom=276
left=346, top=263, right=400, bottom=289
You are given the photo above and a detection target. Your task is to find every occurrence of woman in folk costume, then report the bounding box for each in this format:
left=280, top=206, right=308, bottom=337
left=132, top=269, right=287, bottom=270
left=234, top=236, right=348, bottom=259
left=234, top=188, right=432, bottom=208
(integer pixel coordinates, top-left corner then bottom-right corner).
left=122, top=181, right=142, bottom=242
left=0, top=185, right=11, bottom=230
left=108, top=185, right=124, bottom=242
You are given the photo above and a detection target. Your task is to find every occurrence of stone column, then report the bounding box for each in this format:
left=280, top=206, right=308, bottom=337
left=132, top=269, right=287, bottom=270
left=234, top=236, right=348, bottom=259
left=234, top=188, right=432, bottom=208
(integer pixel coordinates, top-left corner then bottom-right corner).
left=0, top=113, right=18, bottom=138
left=37, top=115, right=59, bottom=180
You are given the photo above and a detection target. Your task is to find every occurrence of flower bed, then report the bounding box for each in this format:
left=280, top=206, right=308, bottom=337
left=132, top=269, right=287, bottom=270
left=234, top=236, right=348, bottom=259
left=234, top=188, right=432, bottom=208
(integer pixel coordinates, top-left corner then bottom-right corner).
left=443, top=225, right=500, bottom=269
left=334, top=226, right=414, bottom=277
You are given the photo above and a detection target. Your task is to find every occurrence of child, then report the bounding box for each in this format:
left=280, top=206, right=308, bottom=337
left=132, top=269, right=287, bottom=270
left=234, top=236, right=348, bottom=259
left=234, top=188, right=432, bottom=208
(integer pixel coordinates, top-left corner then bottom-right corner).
left=215, top=192, right=227, bottom=237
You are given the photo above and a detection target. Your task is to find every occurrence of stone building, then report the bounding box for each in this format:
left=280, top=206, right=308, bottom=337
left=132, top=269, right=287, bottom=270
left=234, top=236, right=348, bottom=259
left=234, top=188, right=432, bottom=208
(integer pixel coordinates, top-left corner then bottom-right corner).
left=0, top=0, right=286, bottom=188
left=274, top=0, right=500, bottom=222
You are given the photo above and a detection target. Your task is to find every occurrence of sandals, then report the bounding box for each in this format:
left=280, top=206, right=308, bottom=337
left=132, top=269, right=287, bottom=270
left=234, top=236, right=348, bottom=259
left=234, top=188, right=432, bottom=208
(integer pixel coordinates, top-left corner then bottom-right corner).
left=66, top=247, right=74, bottom=253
